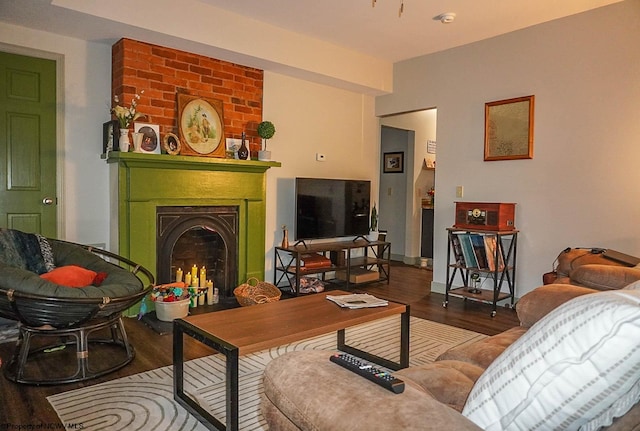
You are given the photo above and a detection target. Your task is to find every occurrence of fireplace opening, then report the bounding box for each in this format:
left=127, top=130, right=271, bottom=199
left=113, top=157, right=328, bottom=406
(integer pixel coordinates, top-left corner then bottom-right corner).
left=157, top=206, right=238, bottom=299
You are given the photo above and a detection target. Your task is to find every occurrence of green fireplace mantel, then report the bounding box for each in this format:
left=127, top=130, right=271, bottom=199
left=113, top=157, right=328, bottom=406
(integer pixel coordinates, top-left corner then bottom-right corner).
left=107, top=152, right=280, bottom=314
left=107, top=151, right=281, bottom=174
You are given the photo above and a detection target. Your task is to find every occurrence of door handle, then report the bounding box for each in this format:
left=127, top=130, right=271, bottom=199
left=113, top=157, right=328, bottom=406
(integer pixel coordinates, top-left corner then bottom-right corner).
left=42, top=197, right=54, bottom=205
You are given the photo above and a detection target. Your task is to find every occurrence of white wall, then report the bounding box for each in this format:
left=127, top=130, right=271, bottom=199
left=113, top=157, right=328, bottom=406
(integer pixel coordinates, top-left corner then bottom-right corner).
left=0, top=22, right=112, bottom=246
left=262, top=71, right=378, bottom=281
left=376, top=1, right=640, bottom=297
left=46, top=0, right=392, bottom=95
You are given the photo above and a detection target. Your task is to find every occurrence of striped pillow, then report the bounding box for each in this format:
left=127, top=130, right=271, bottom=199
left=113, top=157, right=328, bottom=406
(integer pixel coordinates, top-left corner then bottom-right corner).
left=625, top=279, right=640, bottom=290
left=462, top=288, right=640, bottom=430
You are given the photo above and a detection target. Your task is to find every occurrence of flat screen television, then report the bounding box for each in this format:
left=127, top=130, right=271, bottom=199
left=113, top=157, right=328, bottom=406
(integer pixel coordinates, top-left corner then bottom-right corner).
left=295, top=177, right=371, bottom=241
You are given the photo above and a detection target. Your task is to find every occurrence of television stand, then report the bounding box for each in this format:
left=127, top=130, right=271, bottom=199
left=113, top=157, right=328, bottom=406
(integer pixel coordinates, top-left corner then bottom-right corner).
left=293, top=239, right=310, bottom=248
left=352, top=235, right=370, bottom=243
left=274, top=238, right=391, bottom=295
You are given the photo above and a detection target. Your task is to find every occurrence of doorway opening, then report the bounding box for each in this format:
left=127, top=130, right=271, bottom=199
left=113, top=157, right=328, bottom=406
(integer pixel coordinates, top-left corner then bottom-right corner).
left=379, top=108, right=437, bottom=267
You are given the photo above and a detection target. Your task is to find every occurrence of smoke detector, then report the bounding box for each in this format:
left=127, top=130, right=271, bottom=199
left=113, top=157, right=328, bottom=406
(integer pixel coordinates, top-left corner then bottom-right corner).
left=436, top=12, right=456, bottom=24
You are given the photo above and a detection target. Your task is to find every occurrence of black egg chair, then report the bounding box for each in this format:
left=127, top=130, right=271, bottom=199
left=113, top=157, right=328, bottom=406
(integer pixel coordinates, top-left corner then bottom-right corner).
left=0, top=230, right=154, bottom=385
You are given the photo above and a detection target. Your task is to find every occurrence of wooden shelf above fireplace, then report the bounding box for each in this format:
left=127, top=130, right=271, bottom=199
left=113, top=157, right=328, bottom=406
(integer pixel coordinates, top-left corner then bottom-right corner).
left=104, top=152, right=281, bottom=173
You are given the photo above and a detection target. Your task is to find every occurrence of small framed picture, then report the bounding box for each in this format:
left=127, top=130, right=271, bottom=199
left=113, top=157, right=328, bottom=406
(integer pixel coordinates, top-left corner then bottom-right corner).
left=102, top=120, right=120, bottom=153
left=225, top=137, right=242, bottom=159
left=383, top=152, right=404, bottom=173
left=134, top=123, right=161, bottom=154
left=162, top=132, right=181, bottom=155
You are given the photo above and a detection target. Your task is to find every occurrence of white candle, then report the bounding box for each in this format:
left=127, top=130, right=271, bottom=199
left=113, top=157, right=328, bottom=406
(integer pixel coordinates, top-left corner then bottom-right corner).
left=176, top=268, right=183, bottom=283
left=207, top=280, right=214, bottom=305
left=191, top=264, right=198, bottom=280
left=191, top=276, right=199, bottom=287
left=199, top=266, right=207, bottom=288
left=198, top=288, right=205, bottom=305
left=184, top=273, right=191, bottom=287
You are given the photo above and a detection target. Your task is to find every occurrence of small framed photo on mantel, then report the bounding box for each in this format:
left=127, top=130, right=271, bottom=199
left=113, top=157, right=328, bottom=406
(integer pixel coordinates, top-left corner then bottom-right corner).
left=162, top=132, right=181, bottom=155
left=134, top=123, right=161, bottom=154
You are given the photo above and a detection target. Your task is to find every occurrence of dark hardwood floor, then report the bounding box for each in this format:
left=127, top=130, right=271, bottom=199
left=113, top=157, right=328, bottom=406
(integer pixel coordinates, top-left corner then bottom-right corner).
left=0, top=262, right=519, bottom=426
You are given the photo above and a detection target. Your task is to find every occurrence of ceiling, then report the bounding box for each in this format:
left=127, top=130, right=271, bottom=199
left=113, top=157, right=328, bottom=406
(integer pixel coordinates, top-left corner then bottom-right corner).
left=0, top=0, right=623, bottom=63
left=196, top=0, right=622, bottom=61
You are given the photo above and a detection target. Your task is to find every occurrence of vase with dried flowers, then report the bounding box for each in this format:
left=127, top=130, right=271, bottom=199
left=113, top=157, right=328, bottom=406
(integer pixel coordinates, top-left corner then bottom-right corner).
left=111, top=90, right=145, bottom=152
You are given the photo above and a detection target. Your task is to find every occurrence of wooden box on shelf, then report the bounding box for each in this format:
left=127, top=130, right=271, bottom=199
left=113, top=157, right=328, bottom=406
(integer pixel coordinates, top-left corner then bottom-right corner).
left=335, top=268, right=379, bottom=284
left=299, top=253, right=332, bottom=269
left=454, top=202, right=516, bottom=231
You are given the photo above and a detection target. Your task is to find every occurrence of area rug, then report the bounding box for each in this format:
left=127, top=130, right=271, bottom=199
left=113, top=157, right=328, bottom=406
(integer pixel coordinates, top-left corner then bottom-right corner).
left=48, top=316, right=486, bottom=431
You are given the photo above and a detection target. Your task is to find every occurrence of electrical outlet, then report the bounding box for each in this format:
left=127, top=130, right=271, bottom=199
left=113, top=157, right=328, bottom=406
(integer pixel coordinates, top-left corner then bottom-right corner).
left=456, top=186, right=464, bottom=198
left=316, top=153, right=326, bottom=161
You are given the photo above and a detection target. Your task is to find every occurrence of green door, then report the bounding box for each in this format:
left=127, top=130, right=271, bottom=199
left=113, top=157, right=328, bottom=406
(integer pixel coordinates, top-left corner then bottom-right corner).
left=0, top=51, right=57, bottom=236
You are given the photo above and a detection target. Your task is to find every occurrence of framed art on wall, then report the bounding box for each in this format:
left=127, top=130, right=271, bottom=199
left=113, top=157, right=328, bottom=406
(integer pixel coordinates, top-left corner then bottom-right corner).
left=383, top=152, right=404, bottom=173
left=134, top=123, right=161, bottom=154
left=484, top=95, right=535, bottom=161
left=177, top=93, right=226, bottom=157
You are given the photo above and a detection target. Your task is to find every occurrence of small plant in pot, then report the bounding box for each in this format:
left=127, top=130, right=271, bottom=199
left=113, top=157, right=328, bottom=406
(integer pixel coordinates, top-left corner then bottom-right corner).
left=257, top=120, right=276, bottom=161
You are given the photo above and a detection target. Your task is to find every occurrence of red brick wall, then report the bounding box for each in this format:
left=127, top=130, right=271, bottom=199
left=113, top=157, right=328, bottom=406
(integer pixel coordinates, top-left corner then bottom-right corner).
left=111, top=38, right=263, bottom=155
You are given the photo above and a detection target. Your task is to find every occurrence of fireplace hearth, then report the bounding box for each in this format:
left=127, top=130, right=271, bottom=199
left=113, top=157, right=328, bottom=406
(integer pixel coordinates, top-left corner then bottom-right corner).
left=157, top=206, right=238, bottom=298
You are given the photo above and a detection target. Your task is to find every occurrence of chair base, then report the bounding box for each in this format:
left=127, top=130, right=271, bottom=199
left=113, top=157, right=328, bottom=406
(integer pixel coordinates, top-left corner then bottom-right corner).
left=3, top=314, right=135, bottom=385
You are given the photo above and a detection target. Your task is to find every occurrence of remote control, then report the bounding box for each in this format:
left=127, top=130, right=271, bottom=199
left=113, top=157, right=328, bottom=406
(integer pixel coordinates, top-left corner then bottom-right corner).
left=329, top=353, right=405, bottom=394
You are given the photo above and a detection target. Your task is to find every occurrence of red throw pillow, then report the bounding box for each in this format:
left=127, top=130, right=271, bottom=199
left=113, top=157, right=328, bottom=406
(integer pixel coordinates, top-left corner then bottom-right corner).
left=40, top=265, right=107, bottom=288
left=93, top=271, right=108, bottom=286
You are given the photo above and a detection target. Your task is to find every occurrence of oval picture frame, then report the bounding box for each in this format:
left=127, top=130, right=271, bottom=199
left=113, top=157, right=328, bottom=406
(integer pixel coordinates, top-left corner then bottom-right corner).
left=162, top=132, right=181, bottom=155
left=177, top=93, right=226, bottom=158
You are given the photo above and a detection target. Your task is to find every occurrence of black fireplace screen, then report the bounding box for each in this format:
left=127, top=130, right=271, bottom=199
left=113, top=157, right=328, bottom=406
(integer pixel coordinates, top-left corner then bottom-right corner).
left=156, top=206, right=238, bottom=298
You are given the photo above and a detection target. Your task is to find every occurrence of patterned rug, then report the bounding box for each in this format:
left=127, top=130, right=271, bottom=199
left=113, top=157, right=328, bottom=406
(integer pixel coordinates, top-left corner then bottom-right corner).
left=48, top=316, right=486, bottom=431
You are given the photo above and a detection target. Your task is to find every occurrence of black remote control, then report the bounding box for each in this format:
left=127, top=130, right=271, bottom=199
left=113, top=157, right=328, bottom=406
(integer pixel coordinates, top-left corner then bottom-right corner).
left=329, top=353, right=405, bottom=394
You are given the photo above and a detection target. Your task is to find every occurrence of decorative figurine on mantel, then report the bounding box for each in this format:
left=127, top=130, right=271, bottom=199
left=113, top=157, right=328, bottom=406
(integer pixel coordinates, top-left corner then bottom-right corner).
left=281, top=225, right=289, bottom=248
left=237, top=131, right=249, bottom=160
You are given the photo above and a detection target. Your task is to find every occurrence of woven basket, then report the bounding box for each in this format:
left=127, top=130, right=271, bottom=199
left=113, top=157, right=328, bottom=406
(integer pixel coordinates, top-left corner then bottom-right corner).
left=233, top=277, right=281, bottom=306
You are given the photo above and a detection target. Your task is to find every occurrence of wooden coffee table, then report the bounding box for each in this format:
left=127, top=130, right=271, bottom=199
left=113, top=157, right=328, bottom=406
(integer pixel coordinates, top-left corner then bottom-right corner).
left=173, top=290, right=409, bottom=431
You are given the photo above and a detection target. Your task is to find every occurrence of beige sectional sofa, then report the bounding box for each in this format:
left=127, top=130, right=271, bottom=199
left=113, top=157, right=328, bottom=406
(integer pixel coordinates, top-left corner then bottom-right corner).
left=261, top=281, right=640, bottom=430
left=546, top=247, right=640, bottom=289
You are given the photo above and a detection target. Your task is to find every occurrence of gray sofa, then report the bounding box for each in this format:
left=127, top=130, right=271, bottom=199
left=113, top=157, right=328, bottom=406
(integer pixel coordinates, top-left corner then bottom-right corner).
left=261, top=282, right=640, bottom=430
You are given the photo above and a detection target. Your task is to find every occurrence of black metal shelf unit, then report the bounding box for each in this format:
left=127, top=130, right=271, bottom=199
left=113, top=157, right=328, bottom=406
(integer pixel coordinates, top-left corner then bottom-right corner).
left=274, top=239, right=391, bottom=295
left=443, top=228, right=518, bottom=317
